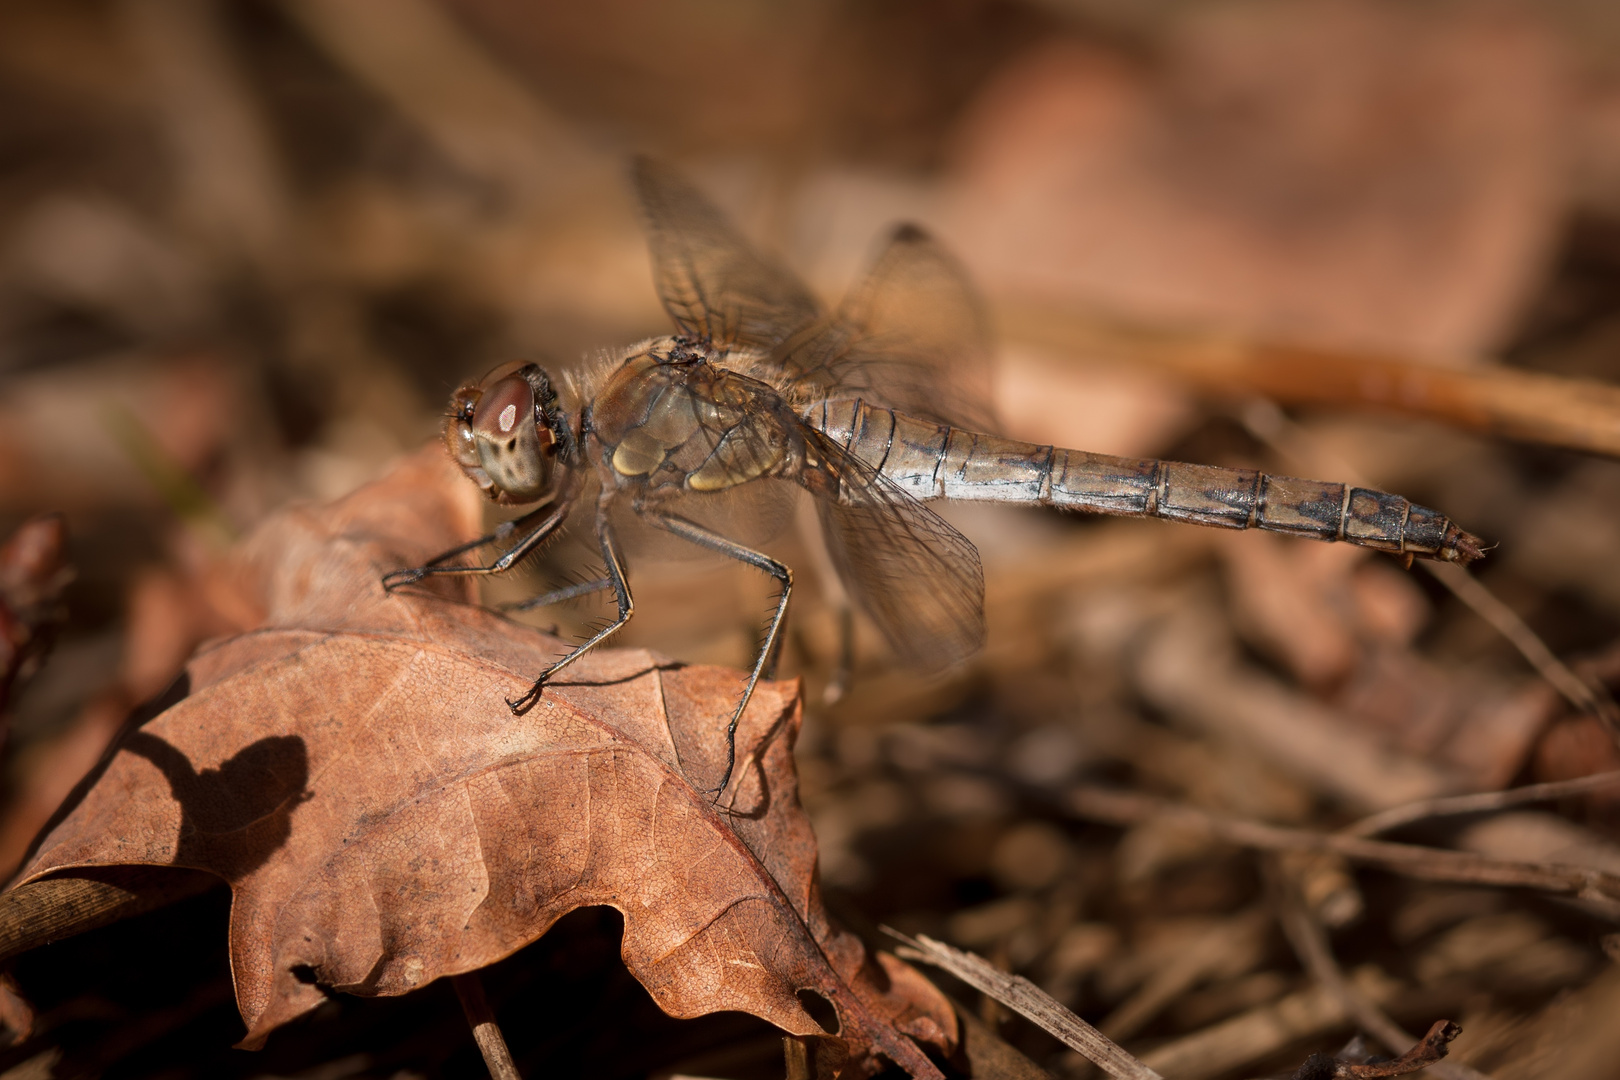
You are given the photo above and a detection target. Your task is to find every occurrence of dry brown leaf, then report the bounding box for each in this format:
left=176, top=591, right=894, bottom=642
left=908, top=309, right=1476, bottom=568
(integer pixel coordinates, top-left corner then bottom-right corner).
left=949, top=0, right=1565, bottom=359
left=0, top=352, right=241, bottom=512
left=14, top=445, right=956, bottom=1077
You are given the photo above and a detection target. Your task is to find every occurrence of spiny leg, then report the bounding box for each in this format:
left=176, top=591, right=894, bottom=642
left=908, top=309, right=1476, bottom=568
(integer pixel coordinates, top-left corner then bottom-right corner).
left=646, top=512, right=792, bottom=798
left=507, top=491, right=634, bottom=713
left=382, top=502, right=570, bottom=590
left=499, top=575, right=613, bottom=612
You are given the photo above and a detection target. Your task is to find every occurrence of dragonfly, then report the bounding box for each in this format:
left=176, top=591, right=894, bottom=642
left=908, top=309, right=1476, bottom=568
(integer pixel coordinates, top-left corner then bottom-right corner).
left=386, top=158, right=1484, bottom=794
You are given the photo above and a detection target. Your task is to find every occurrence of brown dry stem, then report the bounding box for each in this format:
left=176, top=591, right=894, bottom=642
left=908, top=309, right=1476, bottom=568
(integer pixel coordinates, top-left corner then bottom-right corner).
left=1291, top=1021, right=1467, bottom=1079
left=1003, top=303, right=1620, bottom=459
left=1066, top=786, right=1620, bottom=903
left=886, top=929, right=1163, bottom=1080
left=1269, top=858, right=1489, bottom=1080
left=1138, top=970, right=1399, bottom=1080
left=1343, top=771, right=1620, bottom=838
left=1097, top=909, right=1270, bottom=1041
left=1423, top=562, right=1620, bottom=742
left=452, top=972, right=522, bottom=1080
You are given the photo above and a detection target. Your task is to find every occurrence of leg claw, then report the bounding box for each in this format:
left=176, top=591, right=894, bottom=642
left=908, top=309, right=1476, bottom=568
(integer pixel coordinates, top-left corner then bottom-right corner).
left=381, top=569, right=424, bottom=591
left=507, top=680, right=546, bottom=715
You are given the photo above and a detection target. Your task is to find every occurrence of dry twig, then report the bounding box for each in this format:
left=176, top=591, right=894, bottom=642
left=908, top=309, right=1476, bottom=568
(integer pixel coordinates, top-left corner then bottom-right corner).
left=1002, top=303, right=1620, bottom=458
left=1291, top=1021, right=1467, bottom=1079
left=1343, top=771, right=1620, bottom=838
left=1134, top=609, right=1456, bottom=812
left=1097, top=909, right=1270, bottom=1041
left=1423, top=562, right=1620, bottom=742
left=1066, top=786, right=1620, bottom=903
left=885, top=929, right=1163, bottom=1080
left=1268, top=858, right=1489, bottom=1080
left=278, top=0, right=606, bottom=202
left=452, top=972, right=522, bottom=1080
left=1138, top=970, right=1399, bottom=1080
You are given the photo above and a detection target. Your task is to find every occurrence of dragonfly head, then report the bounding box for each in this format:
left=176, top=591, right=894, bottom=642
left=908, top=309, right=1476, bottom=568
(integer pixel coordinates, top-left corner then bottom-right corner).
left=445, top=361, right=570, bottom=505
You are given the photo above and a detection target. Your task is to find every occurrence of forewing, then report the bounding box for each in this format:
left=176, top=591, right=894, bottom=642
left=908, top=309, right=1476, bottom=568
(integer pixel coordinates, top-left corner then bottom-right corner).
left=808, top=431, right=984, bottom=672
left=775, top=224, right=997, bottom=431
left=632, top=157, right=823, bottom=350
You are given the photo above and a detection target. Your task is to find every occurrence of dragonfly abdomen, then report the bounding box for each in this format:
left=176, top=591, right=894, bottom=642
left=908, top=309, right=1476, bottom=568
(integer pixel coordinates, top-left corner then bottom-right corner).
left=812, top=399, right=1482, bottom=564
left=1048, top=454, right=1480, bottom=562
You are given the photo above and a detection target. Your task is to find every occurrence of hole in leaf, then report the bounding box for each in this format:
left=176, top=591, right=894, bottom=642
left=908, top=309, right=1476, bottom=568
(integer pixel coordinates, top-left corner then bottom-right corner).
left=291, top=964, right=319, bottom=985
left=796, top=988, right=840, bottom=1035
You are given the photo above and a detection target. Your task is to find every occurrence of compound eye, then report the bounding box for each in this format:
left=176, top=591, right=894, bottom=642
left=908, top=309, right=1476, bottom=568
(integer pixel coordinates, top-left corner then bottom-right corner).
left=466, top=374, right=552, bottom=504
left=471, top=376, right=534, bottom=443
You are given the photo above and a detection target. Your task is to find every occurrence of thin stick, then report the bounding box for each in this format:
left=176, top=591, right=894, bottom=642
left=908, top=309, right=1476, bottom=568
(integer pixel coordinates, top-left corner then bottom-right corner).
left=1424, top=561, right=1620, bottom=739
left=452, top=972, right=522, bottom=1080
left=1267, top=859, right=1491, bottom=1080
left=1065, top=786, right=1620, bottom=903
left=1343, top=770, right=1620, bottom=838
left=884, top=928, right=1164, bottom=1080
left=1000, top=301, right=1620, bottom=459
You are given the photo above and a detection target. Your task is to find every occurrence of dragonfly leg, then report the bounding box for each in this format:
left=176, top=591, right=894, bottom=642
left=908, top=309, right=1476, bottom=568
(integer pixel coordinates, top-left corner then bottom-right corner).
left=507, top=491, right=634, bottom=714
left=644, top=512, right=792, bottom=798
left=382, top=502, right=570, bottom=590
left=499, top=576, right=614, bottom=612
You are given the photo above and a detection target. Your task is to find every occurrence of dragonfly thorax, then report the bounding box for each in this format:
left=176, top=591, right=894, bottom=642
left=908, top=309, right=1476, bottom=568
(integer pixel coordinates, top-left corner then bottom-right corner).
left=445, top=361, right=571, bottom=506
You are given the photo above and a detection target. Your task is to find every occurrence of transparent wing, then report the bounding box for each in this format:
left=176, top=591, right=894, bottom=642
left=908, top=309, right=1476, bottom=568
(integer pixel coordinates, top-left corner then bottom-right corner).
left=631, top=160, right=994, bottom=429
left=632, top=156, right=823, bottom=350
left=807, top=429, right=985, bottom=671
left=775, top=224, right=997, bottom=432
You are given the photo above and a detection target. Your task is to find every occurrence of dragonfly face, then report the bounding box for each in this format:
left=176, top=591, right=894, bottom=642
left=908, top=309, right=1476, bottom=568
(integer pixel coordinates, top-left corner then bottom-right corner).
left=444, top=360, right=570, bottom=506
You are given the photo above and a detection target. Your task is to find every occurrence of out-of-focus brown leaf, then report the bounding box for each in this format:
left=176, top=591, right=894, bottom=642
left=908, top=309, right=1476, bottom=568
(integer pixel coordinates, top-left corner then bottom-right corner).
left=0, top=352, right=240, bottom=512
left=0, top=513, right=70, bottom=717
left=1131, top=607, right=1462, bottom=811
left=12, top=445, right=954, bottom=1077
left=1535, top=714, right=1620, bottom=810
left=951, top=1, right=1564, bottom=359
left=1213, top=531, right=1364, bottom=691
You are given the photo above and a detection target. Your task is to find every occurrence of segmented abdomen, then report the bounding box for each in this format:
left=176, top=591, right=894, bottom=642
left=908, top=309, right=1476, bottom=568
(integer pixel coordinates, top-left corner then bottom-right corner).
left=809, top=399, right=1482, bottom=564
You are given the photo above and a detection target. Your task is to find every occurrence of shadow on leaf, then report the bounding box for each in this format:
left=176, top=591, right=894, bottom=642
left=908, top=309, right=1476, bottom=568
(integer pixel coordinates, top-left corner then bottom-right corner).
left=122, top=731, right=311, bottom=880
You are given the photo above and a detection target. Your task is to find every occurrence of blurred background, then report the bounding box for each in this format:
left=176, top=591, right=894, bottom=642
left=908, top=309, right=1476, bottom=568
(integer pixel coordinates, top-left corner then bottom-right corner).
left=4, top=0, right=1620, bottom=1077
